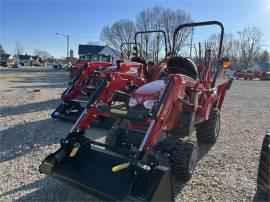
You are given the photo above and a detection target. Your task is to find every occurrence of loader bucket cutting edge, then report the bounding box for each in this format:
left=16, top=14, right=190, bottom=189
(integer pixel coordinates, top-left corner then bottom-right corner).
left=51, top=104, right=116, bottom=128
left=51, top=103, right=83, bottom=121
left=39, top=146, right=174, bottom=201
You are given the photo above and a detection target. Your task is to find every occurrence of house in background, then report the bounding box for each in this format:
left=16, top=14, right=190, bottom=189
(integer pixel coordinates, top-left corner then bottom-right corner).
left=13, top=54, right=44, bottom=66
left=31, top=55, right=44, bottom=66
left=13, top=54, right=31, bottom=66
left=45, top=57, right=58, bottom=66
left=78, top=45, right=120, bottom=63
left=247, top=63, right=270, bottom=73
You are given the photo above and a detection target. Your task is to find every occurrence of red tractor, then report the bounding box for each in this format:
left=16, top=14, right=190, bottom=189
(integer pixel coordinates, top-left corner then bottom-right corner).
left=51, top=60, right=144, bottom=122
left=40, top=21, right=233, bottom=201
left=70, top=60, right=112, bottom=79
left=235, top=70, right=261, bottom=80
left=51, top=31, right=168, bottom=124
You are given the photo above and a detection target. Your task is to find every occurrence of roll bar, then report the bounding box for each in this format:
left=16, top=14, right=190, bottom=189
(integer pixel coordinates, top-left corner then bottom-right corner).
left=120, top=42, right=140, bottom=56
left=173, top=21, right=224, bottom=60
left=134, top=30, right=168, bottom=60
left=173, top=21, right=224, bottom=87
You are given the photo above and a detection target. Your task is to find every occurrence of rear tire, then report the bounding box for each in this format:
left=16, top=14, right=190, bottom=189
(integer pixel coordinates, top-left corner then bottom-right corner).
left=196, top=108, right=220, bottom=144
left=257, top=133, right=270, bottom=200
left=169, top=139, right=198, bottom=180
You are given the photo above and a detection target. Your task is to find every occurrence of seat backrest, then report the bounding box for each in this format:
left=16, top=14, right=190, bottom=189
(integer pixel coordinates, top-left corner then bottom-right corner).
left=166, top=57, right=198, bottom=80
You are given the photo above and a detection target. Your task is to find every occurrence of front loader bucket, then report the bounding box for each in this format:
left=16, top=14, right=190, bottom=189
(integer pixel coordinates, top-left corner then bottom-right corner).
left=51, top=102, right=115, bottom=128
left=51, top=103, right=83, bottom=121
left=39, top=146, right=173, bottom=201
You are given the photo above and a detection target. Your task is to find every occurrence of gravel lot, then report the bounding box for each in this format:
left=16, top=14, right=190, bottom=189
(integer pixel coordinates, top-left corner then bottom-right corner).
left=0, top=69, right=269, bottom=201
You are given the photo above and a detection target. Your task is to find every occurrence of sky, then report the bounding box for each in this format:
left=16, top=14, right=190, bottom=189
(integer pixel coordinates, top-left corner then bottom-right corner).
left=1, top=0, right=270, bottom=58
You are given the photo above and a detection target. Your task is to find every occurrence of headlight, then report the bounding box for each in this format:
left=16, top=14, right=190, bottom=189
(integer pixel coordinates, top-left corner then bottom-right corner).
left=129, top=97, right=137, bottom=107
left=143, top=100, right=156, bottom=109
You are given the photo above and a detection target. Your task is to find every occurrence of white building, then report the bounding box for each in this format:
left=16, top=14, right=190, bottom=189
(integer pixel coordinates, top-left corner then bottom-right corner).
left=78, top=45, right=120, bottom=64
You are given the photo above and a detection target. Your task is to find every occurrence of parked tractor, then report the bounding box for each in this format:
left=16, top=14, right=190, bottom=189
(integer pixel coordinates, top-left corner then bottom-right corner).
left=40, top=21, right=233, bottom=201
left=235, top=70, right=262, bottom=80
left=51, top=31, right=168, bottom=124
left=69, top=55, right=112, bottom=79
left=261, top=71, right=270, bottom=80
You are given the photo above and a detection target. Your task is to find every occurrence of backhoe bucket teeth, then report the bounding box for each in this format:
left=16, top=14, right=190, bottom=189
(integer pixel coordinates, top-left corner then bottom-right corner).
left=39, top=146, right=173, bottom=201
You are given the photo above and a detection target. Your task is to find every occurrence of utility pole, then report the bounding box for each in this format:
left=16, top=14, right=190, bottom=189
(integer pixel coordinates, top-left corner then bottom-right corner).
left=56, top=32, right=70, bottom=60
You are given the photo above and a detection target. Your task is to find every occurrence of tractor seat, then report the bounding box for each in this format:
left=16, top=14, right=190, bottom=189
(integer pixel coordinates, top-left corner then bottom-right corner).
left=131, top=56, right=147, bottom=65
left=166, top=57, right=198, bottom=80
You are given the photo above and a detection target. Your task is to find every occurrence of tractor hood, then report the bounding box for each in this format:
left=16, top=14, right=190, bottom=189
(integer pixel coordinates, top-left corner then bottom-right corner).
left=131, top=80, right=165, bottom=104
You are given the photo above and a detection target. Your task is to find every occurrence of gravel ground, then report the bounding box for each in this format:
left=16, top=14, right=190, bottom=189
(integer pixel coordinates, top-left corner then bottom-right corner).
left=0, top=70, right=269, bottom=201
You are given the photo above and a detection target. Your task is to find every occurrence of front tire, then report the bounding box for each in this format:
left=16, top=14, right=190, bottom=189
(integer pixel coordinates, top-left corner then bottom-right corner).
left=169, top=139, right=199, bottom=180
left=257, top=132, right=270, bottom=200
left=196, top=108, right=220, bottom=144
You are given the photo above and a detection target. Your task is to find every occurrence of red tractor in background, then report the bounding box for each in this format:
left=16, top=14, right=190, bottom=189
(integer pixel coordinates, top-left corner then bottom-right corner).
left=235, top=70, right=262, bottom=80
left=51, top=59, right=145, bottom=123
left=69, top=53, right=112, bottom=79
left=40, top=21, right=233, bottom=201
left=51, top=31, right=168, bottom=124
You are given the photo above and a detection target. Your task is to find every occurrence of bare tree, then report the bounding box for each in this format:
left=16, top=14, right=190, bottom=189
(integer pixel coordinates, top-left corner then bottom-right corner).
left=136, top=7, right=154, bottom=60
left=161, top=8, right=192, bottom=54
left=135, top=6, right=166, bottom=62
left=34, top=49, right=51, bottom=59
left=230, top=39, right=241, bottom=69
left=257, top=50, right=269, bottom=63
left=14, top=41, right=24, bottom=55
left=100, top=19, right=136, bottom=54
left=135, top=6, right=192, bottom=61
left=100, top=6, right=192, bottom=61
left=203, top=33, right=234, bottom=59
left=238, top=27, right=263, bottom=69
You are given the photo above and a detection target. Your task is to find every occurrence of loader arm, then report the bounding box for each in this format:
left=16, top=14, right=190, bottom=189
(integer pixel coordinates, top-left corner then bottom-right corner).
left=135, top=75, right=196, bottom=153
left=70, top=73, right=145, bottom=132
left=62, top=62, right=112, bottom=101
left=62, top=63, right=88, bottom=101
left=109, top=74, right=202, bottom=178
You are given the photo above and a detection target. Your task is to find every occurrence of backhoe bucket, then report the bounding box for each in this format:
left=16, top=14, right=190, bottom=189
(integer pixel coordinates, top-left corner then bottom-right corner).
left=39, top=146, right=173, bottom=201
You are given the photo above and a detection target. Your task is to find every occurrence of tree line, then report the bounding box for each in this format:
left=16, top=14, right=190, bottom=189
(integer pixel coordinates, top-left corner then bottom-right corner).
left=100, top=6, right=269, bottom=70
left=1, top=41, right=52, bottom=60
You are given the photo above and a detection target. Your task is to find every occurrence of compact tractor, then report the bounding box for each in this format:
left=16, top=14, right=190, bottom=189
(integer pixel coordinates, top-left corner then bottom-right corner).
left=51, top=31, right=167, bottom=124
left=51, top=59, right=143, bottom=122
left=40, top=21, right=233, bottom=201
